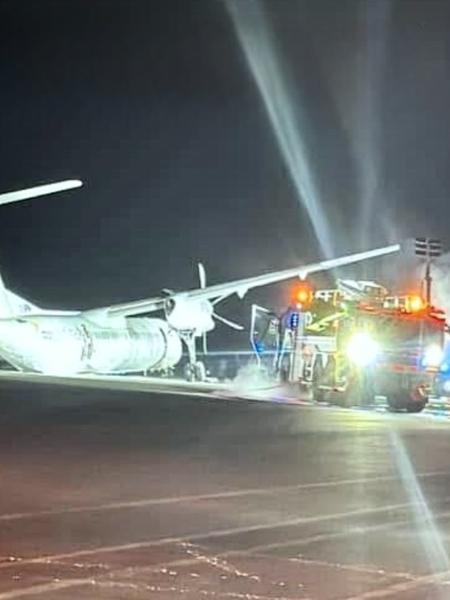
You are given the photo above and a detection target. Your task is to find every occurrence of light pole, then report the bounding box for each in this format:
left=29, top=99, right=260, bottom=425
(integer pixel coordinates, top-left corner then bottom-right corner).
left=415, top=238, right=442, bottom=304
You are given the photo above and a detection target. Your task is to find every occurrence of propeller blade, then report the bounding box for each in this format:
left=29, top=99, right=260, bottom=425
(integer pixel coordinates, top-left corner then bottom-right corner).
left=202, top=331, right=208, bottom=355
left=198, top=262, right=206, bottom=289
left=213, top=312, right=244, bottom=331
left=211, top=293, right=232, bottom=306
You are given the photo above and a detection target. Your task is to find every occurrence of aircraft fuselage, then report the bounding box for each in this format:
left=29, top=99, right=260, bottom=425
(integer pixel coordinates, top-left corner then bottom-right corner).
left=0, top=314, right=182, bottom=375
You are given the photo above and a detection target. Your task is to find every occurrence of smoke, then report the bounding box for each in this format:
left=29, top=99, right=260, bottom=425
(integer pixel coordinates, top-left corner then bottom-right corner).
left=230, top=362, right=273, bottom=394
left=430, top=254, right=450, bottom=316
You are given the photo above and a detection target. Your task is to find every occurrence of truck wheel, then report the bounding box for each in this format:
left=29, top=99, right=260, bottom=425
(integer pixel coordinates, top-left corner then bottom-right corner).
left=387, top=390, right=428, bottom=413
left=312, top=385, right=326, bottom=403
left=405, top=399, right=427, bottom=413
left=311, top=355, right=326, bottom=402
left=340, top=373, right=374, bottom=408
left=337, top=389, right=353, bottom=408
left=386, top=394, right=402, bottom=412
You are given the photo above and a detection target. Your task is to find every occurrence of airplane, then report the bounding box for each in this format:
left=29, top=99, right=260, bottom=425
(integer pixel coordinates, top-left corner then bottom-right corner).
left=0, top=180, right=400, bottom=380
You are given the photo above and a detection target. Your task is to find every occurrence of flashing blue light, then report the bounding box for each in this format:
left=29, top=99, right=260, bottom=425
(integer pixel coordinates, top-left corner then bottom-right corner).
left=440, top=362, right=449, bottom=373
left=290, top=312, right=299, bottom=329
left=254, top=341, right=265, bottom=354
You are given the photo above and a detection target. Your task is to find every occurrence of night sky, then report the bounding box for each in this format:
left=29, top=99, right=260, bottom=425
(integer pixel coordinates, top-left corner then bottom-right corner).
left=1, top=0, right=450, bottom=341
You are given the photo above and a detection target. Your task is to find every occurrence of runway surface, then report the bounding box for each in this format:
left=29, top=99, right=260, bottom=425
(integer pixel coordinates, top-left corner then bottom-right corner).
left=1, top=377, right=450, bottom=598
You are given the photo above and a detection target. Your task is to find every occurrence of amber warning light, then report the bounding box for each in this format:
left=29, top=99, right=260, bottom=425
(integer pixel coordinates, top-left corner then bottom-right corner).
left=406, top=295, right=426, bottom=313
left=293, top=283, right=314, bottom=309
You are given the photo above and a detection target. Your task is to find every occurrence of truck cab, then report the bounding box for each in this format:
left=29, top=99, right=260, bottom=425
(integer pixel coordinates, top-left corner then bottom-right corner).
left=329, top=300, right=446, bottom=411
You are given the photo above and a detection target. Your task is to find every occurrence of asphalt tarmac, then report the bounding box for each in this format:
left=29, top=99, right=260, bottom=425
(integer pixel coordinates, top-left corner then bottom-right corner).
left=1, top=378, right=450, bottom=598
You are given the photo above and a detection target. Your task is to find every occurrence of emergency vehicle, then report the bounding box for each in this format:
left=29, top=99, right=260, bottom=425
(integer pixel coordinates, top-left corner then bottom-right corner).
left=255, top=280, right=447, bottom=412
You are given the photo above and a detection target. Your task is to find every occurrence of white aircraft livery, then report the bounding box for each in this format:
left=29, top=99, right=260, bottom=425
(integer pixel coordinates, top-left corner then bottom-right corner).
left=0, top=180, right=401, bottom=379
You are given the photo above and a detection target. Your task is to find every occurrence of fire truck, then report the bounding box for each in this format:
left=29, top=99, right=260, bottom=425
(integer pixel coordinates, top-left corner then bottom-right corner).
left=255, top=280, right=447, bottom=412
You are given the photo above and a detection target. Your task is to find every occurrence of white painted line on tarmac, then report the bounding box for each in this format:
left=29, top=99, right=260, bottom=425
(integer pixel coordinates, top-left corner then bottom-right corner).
left=237, top=505, right=450, bottom=556
left=5, top=502, right=450, bottom=598
left=0, top=470, right=449, bottom=523
left=1, top=496, right=447, bottom=572
left=0, top=503, right=444, bottom=600
left=0, top=579, right=91, bottom=599
left=342, top=568, right=450, bottom=599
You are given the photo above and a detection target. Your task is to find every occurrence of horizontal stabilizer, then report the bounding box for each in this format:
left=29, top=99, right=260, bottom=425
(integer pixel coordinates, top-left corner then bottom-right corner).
left=0, top=180, right=82, bottom=207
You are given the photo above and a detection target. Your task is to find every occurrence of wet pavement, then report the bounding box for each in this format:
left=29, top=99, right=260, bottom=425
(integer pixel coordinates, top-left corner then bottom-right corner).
left=1, top=379, right=450, bottom=598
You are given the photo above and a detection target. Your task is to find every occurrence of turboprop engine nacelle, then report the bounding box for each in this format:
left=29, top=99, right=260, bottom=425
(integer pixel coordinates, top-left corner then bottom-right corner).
left=164, top=297, right=215, bottom=334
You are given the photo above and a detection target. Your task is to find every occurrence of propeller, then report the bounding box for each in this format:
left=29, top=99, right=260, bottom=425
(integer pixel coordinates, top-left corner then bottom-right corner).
left=197, top=262, right=243, bottom=355
left=198, top=262, right=207, bottom=290
left=212, top=312, right=244, bottom=330
left=198, top=263, right=208, bottom=354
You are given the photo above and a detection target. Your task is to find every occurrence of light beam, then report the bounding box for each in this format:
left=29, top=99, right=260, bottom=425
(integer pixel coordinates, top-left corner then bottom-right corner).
left=389, top=430, right=449, bottom=577
left=226, top=0, right=334, bottom=258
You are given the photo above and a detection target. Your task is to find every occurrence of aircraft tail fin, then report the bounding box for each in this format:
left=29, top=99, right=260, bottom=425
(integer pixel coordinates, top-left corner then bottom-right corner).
left=0, top=274, right=41, bottom=318
left=6, top=289, right=41, bottom=315
left=0, top=273, right=12, bottom=318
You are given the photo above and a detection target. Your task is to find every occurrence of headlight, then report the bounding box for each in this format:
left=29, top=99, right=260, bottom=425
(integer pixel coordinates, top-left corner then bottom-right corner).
left=422, top=344, right=444, bottom=368
left=346, top=331, right=380, bottom=367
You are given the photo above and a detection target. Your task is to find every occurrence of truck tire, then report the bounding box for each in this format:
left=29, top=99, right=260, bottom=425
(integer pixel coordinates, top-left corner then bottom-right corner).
left=313, top=388, right=325, bottom=403
left=387, top=390, right=427, bottom=413
left=386, top=393, right=402, bottom=412
left=406, top=399, right=427, bottom=413
left=311, top=355, right=326, bottom=403
left=336, top=388, right=353, bottom=408
left=340, top=372, right=374, bottom=408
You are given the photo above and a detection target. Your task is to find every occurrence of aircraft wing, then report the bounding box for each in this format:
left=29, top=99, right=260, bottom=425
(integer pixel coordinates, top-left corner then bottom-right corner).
left=102, top=244, right=400, bottom=319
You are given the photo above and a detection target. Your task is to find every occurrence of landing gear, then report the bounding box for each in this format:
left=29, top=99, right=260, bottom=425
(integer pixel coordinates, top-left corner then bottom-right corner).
left=183, top=361, right=206, bottom=382
left=194, top=361, right=206, bottom=381
left=180, top=331, right=206, bottom=382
